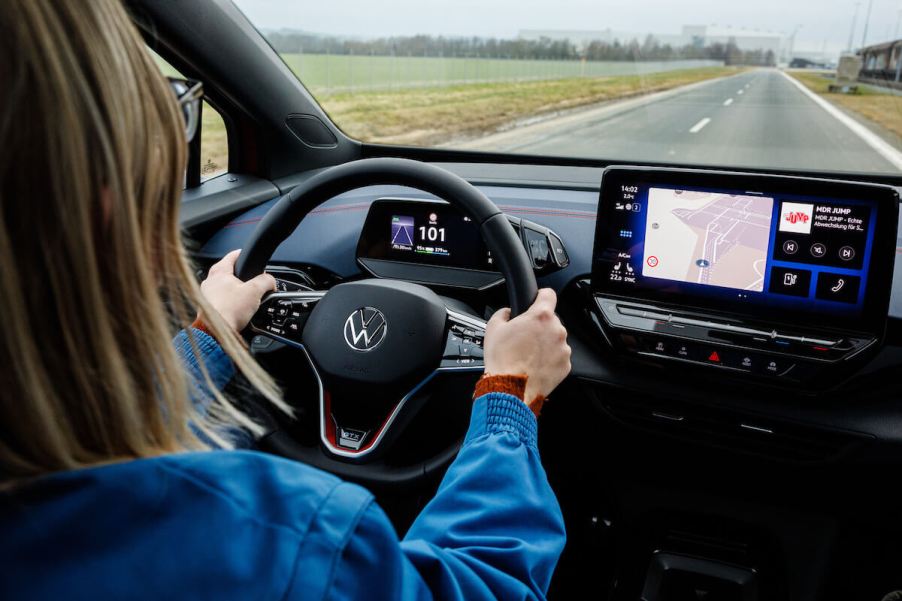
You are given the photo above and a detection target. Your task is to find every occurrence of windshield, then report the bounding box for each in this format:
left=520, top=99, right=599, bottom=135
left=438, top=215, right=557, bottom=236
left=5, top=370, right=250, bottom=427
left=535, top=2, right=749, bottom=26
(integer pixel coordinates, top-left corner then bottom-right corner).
left=234, top=0, right=902, bottom=176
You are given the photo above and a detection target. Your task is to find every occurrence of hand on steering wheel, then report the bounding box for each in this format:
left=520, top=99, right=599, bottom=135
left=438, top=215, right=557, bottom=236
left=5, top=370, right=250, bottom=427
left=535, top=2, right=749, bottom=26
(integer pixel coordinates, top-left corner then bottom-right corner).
left=199, top=250, right=277, bottom=332
left=484, top=288, right=571, bottom=405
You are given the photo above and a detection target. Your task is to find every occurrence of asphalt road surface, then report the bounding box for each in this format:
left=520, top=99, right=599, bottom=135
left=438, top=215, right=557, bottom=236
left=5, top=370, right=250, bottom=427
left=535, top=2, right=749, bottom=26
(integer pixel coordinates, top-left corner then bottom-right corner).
left=458, top=69, right=900, bottom=174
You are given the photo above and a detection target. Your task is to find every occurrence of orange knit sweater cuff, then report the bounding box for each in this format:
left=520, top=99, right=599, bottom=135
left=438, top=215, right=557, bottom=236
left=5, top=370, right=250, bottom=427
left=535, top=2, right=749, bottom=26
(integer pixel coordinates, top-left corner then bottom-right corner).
left=473, top=374, right=546, bottom=417
left=190, top=317, right=213, bottom=337
left=189, top=317, right=247, bottom=349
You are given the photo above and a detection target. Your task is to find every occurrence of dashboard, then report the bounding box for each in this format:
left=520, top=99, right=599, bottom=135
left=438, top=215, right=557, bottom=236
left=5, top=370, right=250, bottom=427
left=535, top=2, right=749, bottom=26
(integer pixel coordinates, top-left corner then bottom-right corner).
left=198, top=163, right=902, bottom=401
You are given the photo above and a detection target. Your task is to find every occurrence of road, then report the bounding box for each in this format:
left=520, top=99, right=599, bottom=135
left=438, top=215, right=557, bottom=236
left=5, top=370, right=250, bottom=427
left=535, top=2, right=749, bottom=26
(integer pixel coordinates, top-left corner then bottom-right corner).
left=455, top=69, right=901, bottom=174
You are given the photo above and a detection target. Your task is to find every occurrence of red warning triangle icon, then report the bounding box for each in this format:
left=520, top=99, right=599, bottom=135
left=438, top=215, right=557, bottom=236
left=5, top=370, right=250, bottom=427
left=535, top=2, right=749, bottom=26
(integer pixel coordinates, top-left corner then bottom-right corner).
left=708, top=351, right=721, bottom=362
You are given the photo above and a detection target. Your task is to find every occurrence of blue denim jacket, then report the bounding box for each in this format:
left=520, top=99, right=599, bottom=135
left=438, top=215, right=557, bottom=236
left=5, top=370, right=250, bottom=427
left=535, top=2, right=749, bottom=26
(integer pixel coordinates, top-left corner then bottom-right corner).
left=0, top=329, right=566, bottom=600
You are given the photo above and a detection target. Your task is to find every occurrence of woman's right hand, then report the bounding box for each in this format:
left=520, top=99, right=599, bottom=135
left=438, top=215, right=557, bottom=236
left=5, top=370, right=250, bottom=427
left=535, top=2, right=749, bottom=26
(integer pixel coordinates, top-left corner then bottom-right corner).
left=483, top=288, right=572, bottom=403
left=199, top=249, right=277, bottom=333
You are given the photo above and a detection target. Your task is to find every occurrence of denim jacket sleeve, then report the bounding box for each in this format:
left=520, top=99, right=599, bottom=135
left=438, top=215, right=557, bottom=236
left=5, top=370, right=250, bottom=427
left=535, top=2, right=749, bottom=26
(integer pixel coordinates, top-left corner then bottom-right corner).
left=321, top=392, right=567, bottom=600
left=172, top=328, right=236, bottom=401
left=173, top=328, right=249, bottom=447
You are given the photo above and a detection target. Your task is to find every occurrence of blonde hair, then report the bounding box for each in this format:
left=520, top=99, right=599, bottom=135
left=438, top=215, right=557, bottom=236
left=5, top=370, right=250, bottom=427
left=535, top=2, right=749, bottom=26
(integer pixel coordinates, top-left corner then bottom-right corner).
left=0, top=0, right=289, bottom=482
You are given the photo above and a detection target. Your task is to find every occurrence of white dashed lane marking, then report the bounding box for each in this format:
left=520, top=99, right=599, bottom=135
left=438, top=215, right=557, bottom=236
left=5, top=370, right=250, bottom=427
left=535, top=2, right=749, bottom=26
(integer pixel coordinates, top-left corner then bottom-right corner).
left=689, top=117, right=711, bottom=133
left=723, top=98, right=734, bottom=106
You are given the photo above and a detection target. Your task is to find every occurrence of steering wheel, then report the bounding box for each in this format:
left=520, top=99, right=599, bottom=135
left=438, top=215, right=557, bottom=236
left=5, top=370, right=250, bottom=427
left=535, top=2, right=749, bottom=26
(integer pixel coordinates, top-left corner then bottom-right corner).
left=234, top=158, right=537, bottom=486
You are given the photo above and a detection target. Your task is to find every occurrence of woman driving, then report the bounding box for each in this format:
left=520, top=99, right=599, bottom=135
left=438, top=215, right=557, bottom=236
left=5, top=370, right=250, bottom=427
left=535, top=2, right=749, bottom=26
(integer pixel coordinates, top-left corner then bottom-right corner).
left=0, top=1, right=571, bottom=599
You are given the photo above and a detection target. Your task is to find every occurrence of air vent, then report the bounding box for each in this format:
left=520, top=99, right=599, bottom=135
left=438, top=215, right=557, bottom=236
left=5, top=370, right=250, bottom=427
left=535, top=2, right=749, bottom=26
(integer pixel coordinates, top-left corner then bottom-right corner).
left=594, top=389, right=872, bottom=464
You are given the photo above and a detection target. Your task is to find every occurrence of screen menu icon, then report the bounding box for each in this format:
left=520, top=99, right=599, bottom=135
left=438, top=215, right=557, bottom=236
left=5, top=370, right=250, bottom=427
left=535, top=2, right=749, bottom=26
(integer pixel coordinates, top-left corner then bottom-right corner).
left=768, top=266, right=812, bottom=297
left=815, top=273, right=860, bottom=304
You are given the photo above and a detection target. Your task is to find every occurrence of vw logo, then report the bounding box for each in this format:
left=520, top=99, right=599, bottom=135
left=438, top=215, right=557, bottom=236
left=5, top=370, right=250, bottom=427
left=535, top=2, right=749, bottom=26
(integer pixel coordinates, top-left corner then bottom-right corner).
left=343, top=307, right=388, bottom=352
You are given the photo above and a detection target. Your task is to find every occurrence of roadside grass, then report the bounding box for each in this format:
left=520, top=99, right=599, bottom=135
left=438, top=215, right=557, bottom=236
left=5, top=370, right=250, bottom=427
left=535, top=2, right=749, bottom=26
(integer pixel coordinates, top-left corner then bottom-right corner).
left=319, top=67, right=743, bottom=146
left=199, top=104, right=228, bottom=179
left=789, top=70, right=902, bottom=143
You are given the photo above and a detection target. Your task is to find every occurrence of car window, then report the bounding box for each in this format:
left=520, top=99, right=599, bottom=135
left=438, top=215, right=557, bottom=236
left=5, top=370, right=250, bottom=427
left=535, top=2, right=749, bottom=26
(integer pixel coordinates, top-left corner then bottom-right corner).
left=150, top=50, right=228, bottom=182
left=234, top=0, right=902, bottom=176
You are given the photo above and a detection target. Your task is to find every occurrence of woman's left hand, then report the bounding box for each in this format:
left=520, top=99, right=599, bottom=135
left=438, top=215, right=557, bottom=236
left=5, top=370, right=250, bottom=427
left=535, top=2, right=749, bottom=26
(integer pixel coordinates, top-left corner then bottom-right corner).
left=199, top=249, right=277, bottom=332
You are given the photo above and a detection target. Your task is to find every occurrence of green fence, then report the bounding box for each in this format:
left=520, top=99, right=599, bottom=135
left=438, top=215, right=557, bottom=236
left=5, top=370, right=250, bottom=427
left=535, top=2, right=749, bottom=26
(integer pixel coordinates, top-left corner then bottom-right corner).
left=278, top=53, right=724, bottom=94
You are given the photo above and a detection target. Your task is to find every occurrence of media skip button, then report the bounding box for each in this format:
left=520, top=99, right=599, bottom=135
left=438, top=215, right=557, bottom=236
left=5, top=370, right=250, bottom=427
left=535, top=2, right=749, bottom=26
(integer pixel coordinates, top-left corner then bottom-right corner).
left=782, top=240, right=799, bottom=255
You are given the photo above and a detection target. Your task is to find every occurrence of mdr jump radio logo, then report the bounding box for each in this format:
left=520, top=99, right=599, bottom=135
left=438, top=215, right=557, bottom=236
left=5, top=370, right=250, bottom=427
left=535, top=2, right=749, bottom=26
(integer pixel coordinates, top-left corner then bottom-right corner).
left=779, top=202, right=814, bottom=234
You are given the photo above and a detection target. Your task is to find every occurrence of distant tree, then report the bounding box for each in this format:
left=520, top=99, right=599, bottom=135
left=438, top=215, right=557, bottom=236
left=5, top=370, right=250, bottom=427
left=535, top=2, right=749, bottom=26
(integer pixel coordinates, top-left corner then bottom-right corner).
left=261, top=30, right=773, bottom=65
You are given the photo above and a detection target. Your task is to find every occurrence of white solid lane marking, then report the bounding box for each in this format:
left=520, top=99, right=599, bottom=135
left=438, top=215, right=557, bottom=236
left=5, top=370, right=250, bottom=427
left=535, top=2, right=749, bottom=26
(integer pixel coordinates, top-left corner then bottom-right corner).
left=723, top=98, right=734, bottom=106
left=689, top=117, right=711, bottom=133
left=779, top=70, right=902, bottom=171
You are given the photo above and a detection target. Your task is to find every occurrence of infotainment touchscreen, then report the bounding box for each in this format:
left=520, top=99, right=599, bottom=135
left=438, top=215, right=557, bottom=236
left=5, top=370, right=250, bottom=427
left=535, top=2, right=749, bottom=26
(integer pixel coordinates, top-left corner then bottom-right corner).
left=593, top=168, right=898, bottom=331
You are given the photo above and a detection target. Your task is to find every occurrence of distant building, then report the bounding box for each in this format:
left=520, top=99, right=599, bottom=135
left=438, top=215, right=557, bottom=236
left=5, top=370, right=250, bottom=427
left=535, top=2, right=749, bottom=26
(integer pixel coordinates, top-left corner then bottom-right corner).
left=859, top=39, right=902, bottom=87
left=681, top=25, right=783, bottom=55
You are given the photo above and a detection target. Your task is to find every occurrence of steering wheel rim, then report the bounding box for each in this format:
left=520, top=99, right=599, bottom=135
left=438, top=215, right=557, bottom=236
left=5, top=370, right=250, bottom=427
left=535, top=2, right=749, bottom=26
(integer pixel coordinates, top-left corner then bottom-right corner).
left=234, top=158, right=538, bottom=485
left=235, top=157, right=537, bottom=316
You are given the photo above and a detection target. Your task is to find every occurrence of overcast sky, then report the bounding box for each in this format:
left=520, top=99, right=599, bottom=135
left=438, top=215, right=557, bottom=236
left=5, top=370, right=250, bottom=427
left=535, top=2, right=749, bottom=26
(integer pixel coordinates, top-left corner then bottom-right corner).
left=233, top=0, right=902, bottom=56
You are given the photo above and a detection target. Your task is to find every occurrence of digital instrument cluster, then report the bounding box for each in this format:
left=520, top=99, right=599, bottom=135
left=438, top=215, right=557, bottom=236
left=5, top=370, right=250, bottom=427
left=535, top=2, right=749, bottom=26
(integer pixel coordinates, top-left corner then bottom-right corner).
left=357, top=198, right=569, bottom=288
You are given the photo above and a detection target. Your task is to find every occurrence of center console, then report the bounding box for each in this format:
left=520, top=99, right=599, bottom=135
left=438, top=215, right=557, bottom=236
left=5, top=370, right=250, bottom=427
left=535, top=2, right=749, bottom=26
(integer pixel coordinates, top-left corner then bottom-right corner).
left=591, top=166, right=899, bottom=385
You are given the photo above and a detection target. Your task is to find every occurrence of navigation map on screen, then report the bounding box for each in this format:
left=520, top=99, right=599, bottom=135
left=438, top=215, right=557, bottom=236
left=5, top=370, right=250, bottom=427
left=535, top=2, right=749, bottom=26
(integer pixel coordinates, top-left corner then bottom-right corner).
left=641, top=188, right=775, bottom=292
left=390, top=215, right=415, bottom=250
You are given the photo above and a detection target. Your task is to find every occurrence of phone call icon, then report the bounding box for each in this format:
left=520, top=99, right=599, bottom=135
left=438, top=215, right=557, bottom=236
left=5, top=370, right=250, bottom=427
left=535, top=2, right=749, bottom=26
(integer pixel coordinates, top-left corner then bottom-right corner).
left=815, top=273, right=860, bottom=304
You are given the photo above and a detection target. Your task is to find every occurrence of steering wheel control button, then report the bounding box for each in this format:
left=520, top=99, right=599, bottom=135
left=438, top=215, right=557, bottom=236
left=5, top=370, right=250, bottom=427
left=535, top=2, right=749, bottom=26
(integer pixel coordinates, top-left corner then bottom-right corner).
left=768, top=266, right=812, bottom=297
left=337, top=427, right=368, bottom=451
left=443, top=316, right=485, bottom=366
left=459, top=341, right=484, bottom=361
left=524, top=226, right=551, bottom=269
left=815, top=273, right=860, bottom=304
left=251, top=336, right=273, bottom=350
left=548, top=231, right=570, bottom=267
